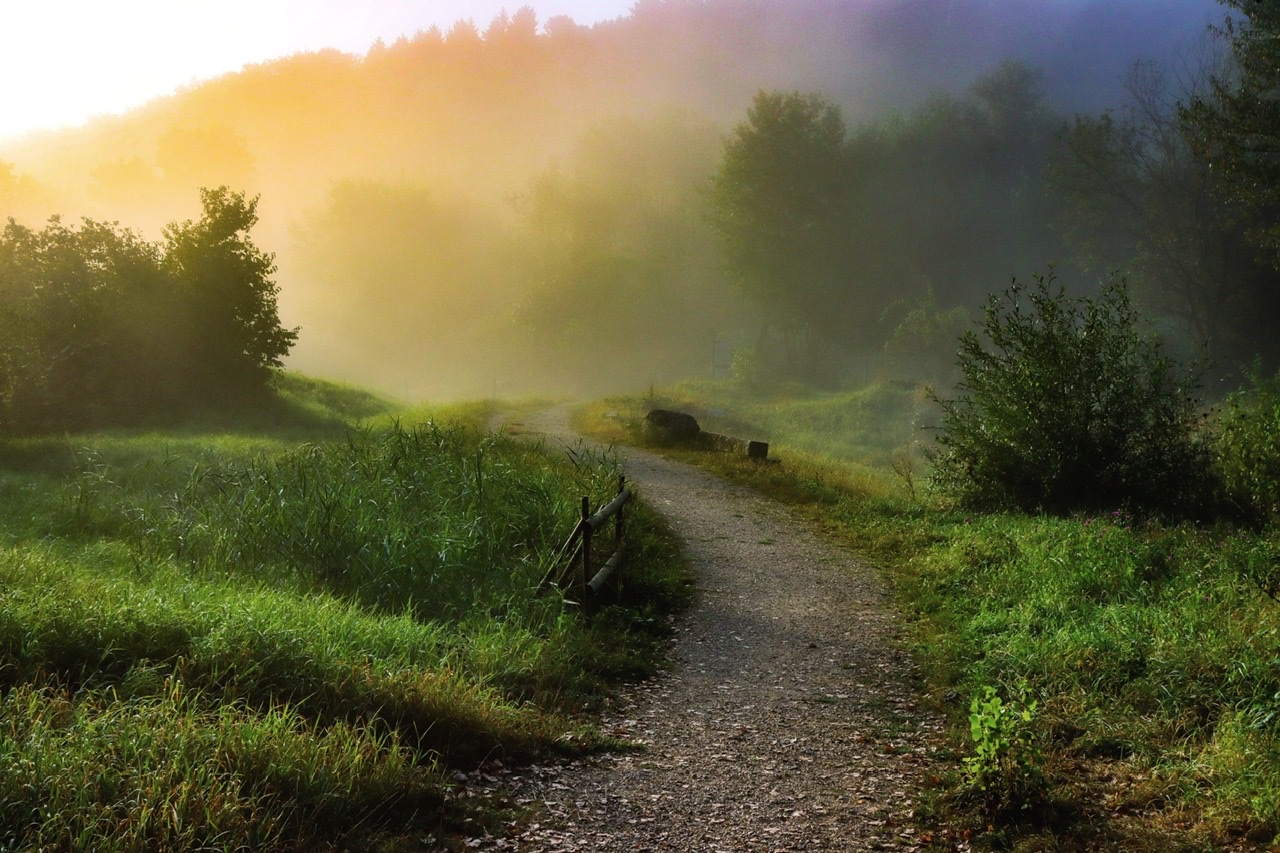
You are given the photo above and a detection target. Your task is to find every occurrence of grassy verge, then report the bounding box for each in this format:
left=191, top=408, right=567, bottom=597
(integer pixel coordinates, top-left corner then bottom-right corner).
left=0, top=374, right=691, bottom=851
left=579, top=379, right=1280, bottom=851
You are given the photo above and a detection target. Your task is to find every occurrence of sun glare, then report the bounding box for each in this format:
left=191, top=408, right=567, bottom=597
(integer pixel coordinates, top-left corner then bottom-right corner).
left=0, top=1, right=632, bottom=141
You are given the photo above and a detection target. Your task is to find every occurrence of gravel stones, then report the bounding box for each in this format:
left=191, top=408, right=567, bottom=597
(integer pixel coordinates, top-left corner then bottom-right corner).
left=467, top=407, right=954, bottom=852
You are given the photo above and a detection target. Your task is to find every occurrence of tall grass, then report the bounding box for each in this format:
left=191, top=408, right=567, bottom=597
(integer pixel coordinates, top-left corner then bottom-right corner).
left=0, top=375, right=691, bottom=850
left=0, top=681, right=437, bottom=852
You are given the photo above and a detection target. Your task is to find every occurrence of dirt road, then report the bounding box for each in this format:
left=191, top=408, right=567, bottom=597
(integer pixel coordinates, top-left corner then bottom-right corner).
left=474, top=406, right=948, bottom=851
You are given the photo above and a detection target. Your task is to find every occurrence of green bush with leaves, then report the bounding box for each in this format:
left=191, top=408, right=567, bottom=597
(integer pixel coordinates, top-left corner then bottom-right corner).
left=931, top=273, right=1209, bottom=515
left=0, top=187, right=295, bottom=431
left=1216, top=369, right=1280, bottom=523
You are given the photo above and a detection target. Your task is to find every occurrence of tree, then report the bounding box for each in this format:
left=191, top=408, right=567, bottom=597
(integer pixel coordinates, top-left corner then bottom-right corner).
left=0, top=215, right=187, bottom=427
left=859, top=62, right=1065, bottom=312
left=709, top=90, right=856, bottom=376
left=1052, top=61, right=1280, bottom=370
left=516, top=112, right=733, bottom=392
left=163, top=187, right=297, bottom=398
left=0, top=189, right=297, bottom=429
left=710, top=71, right=1068, bottom=383
left=1181, top=0, right=1280, bottom=263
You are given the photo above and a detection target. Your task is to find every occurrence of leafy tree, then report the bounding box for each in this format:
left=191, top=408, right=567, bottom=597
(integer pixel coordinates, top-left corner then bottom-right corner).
left=1182, top=0, right=1280, bottom=263
left=931, top=273, right=1210, bottom=516
left=848, top=61, right=1066, bottom=314
left=711, top=69, right=1068, bottom=383
left=162, top=187, right=297, bottom=400
left=1053, top=61, right=1280, bottom=372
left=709, top=90, right=856, bottom=376
left=517, top=113, right=733, bottom=391
left=908, top=63, right=1065, bottom=300
left=0, top=189, right=297, bottom=429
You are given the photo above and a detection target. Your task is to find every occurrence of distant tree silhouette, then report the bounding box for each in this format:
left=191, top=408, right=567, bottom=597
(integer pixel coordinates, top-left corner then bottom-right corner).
left=1053, top=61, right=1280, bottom=372
left=709, top=75, right=1064, bottom=381
left=709, top=90, right=856, bottom=377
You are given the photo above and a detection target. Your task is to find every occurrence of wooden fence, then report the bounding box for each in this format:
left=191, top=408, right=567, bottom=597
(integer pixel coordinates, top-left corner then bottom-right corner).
left=540, top=476, right=633, bottom=602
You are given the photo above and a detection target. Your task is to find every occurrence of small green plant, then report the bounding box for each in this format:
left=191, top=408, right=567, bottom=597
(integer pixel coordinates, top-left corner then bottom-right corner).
left=963, top=682, right=1044, bottom=809
left=931, top=273, right=1210, bottom=516
left=889, top=449, right=917, bottom=500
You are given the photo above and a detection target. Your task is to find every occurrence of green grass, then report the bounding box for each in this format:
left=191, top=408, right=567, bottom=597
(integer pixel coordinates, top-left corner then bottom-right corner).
left=0, top=374, right=692, bottom=850
left=601, top=377, right=935, bottom=465
left=580, top=377, right=1280, bottom=851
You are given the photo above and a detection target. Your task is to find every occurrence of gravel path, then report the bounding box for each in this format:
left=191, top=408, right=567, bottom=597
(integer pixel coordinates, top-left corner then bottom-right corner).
left=466, top=406, right=951, bottom=852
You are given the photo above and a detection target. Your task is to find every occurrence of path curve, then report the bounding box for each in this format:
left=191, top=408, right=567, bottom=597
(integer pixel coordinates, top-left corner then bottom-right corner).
left=474, top=406, right=949, bottom=852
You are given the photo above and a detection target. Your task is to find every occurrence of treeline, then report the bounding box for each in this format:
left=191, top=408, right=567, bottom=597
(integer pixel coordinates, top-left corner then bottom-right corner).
left=708, top=23, right=1280, bottom=384
left=708, top=62, right=1068, bottom=382
left=0, top=0, right=1239, bottom=400
left=0, top=188, right=294, bottom=430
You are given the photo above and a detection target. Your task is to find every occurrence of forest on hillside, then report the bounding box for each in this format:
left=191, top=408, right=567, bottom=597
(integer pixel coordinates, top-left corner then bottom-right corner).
left=0, top=0, right=1271, bottom=407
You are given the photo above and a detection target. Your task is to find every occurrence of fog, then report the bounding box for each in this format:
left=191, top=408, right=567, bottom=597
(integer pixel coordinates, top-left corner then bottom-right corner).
left=0, top=0, right=1234, bottom=400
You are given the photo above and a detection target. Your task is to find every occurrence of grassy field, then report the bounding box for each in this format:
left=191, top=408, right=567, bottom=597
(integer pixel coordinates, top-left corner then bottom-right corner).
left=580, top=378, right=1280, bottom=851
left=0, top=375, right=691, bottom=851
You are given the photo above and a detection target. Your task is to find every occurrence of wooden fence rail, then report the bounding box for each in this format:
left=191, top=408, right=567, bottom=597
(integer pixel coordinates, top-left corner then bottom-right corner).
left=540, top=475, right=632, bottom=602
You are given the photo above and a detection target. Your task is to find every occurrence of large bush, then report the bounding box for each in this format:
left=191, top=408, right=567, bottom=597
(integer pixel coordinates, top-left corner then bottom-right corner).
left=931, top=274, right=1209, bottom=515
left=0, top=188, right=295, bottom=430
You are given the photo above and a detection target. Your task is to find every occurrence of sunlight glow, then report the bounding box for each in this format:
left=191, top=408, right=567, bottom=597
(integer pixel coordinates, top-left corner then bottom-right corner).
left=0, top=1, right=632, bottom=141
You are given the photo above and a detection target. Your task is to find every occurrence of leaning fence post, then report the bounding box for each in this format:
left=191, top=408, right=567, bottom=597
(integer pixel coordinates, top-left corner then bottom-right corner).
left=580, top=495, right=591, bottom=601
left=616, top=475, right=626, bottom=549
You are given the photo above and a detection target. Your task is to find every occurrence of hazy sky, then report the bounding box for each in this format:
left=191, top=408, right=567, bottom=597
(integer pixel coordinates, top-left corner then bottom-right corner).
left=0, top=1, right=635, bottom=141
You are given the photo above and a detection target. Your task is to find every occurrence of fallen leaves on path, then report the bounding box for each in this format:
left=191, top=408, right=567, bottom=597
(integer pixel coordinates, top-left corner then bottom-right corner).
left=459, top=408, right=964, bottom=851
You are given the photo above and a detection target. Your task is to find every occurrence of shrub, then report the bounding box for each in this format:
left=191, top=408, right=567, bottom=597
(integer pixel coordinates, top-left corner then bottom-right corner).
left=931, top=273, right=1209, bottom=516
left=1216, top=369, right=1280, bottom=523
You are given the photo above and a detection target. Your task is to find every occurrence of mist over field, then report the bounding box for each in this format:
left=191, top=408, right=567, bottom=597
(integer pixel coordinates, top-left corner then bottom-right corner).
left=0, top=0, right=1237, bottom=401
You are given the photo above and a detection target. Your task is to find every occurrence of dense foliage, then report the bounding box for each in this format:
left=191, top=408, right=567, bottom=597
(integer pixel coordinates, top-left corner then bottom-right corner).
left=708, top=64, right=1069, bottom=381
left=0, top=188, right=295, bottom=430
left=709, top=90, right=857, bottom=375
left=1216, top=369, right=1280, bottom=524
left=930, top=274, right=1209, bottom=516
left=1052, top=61, right=1280, bottom=371
left=1183, top=0, right=1280, bottom=265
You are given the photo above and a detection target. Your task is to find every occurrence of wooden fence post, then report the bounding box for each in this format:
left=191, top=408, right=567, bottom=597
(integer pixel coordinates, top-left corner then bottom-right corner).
left=616, top=475, right=626, bottom=550
left=580, top=495, right=591, bottom=601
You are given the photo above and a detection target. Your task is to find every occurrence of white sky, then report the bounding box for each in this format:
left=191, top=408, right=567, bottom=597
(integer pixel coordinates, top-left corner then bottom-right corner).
left=0, top=1, right=636, bottom=141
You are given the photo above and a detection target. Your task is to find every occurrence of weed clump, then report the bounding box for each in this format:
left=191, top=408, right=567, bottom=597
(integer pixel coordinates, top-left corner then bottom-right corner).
left=961, top=682, right=1046, bottom=819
